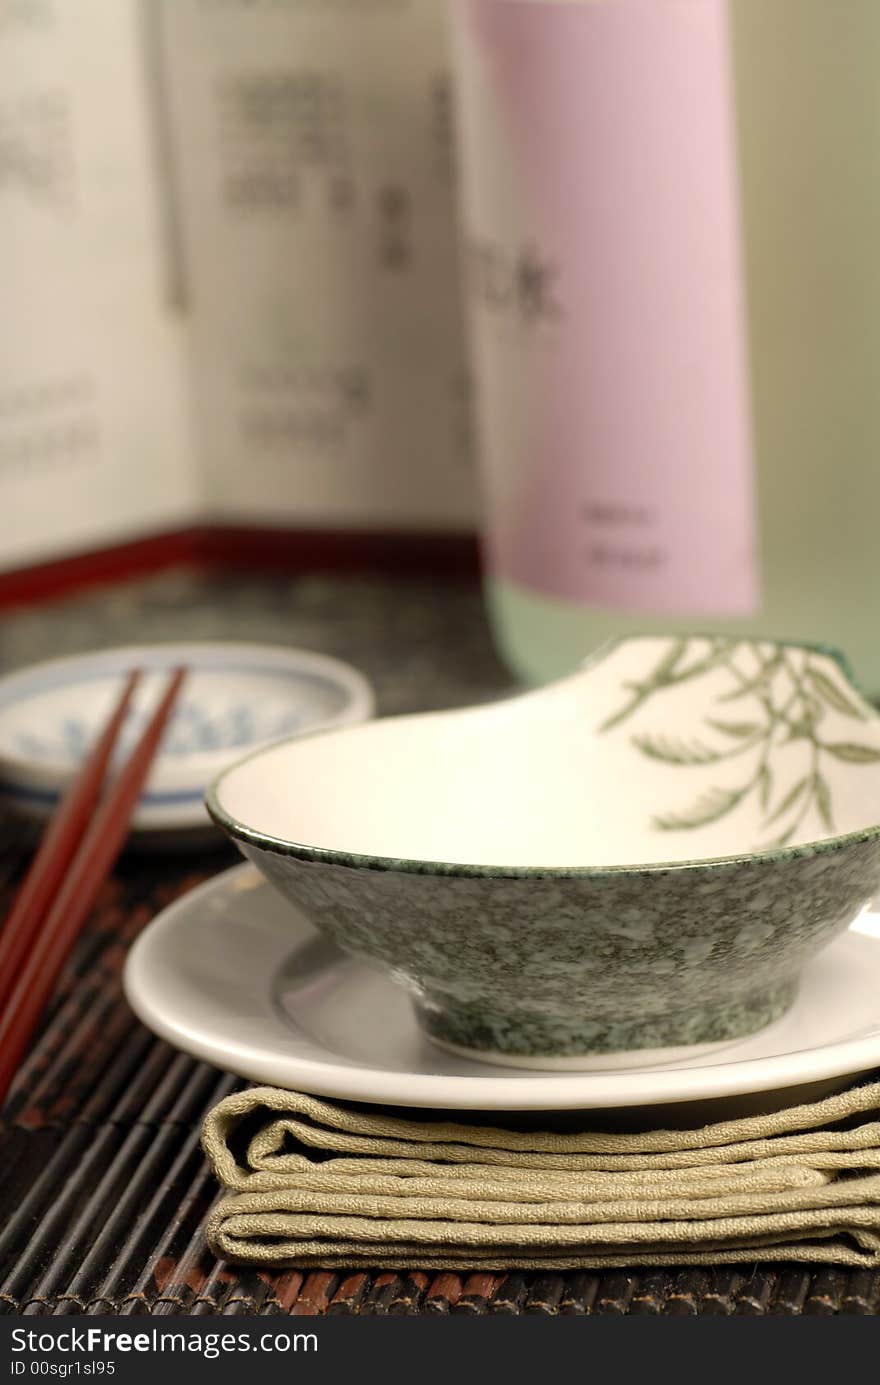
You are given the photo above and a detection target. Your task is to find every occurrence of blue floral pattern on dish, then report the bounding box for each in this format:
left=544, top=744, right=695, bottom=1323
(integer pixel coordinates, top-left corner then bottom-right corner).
left=14, top=701, right=305, bottom=762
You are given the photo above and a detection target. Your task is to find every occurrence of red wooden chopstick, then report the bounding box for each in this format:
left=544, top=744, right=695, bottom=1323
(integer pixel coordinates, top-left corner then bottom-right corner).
left=0, top=669, right=142, bottom=1015
left=0, top=666, right=187, bottom=1105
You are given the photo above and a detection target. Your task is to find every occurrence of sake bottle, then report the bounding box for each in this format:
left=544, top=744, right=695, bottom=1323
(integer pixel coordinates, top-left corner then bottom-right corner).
left=451, top=0, right=880, bottom=689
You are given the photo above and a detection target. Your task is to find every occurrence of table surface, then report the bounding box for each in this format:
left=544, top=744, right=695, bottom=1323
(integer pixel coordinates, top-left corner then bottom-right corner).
left=1, top=569, right=878, bottom=1316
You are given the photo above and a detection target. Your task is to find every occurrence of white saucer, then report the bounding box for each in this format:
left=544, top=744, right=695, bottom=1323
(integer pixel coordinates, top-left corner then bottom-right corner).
left=0, top=643, right=373, bottom=840
left=123, top=864, right=880, bottom=1118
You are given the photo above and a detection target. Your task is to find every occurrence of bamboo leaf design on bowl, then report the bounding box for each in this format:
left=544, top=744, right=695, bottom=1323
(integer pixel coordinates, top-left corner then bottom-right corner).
left=804, top=668, right=867, bottom=720
left=824, top=742, right=880, bottom=763
left=705, top=718, right=762, bottom=739
left=630, top=733, right=741, bottom=767
left=602, top=639, right=879, bottom=848
left=652, top=784, right=749, bottom=832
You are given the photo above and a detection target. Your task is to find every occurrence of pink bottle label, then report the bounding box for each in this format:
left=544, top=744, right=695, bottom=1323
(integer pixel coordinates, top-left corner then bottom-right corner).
left=454, top=0, right=760, bottom=615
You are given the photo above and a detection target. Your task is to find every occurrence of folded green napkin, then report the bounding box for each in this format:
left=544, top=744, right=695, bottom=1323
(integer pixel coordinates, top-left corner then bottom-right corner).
left=202, top=1081, right=880, bottom=1269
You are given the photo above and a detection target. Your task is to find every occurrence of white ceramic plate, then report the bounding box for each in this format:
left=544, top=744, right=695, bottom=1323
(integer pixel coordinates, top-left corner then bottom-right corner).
left=0, top=643, right=373, bottom=838
left=124, top=864, right=880, bottom=1116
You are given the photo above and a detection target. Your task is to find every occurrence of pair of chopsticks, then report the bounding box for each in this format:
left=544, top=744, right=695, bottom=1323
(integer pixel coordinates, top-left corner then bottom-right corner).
left=0, top=667, right=186, bottom=1106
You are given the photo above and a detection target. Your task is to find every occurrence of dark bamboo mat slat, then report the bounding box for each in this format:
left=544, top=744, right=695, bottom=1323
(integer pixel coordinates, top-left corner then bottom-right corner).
left=803, top=1268, right=850, bottom=1316
left=840, top=1271, right=880, bottom=1314
left=661, top=1269, right=713, bottom=1316
left=628, top=1271, right=671, bottom=1316
left=558, top=1273, right=601, bottom=1316
left=489, top=1272, right=530, bottom=1316
left=523, top=1274, right=567, bottom=1316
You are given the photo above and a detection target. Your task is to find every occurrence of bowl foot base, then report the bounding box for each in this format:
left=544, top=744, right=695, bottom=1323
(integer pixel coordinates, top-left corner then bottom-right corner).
left=414, top=978, right=799, bottom=1072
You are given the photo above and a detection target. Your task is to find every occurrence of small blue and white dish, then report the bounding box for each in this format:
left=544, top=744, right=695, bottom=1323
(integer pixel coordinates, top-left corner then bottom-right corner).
left=0, top=642, right=374, bottom=846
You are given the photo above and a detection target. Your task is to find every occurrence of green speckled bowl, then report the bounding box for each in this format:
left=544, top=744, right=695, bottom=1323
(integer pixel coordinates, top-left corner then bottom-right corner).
left=207, top=636, right=880, bottom=1069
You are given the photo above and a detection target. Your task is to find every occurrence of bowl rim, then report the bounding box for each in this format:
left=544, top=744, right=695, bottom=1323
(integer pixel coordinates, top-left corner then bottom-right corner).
left=206, top=633, right=880, bottom=879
